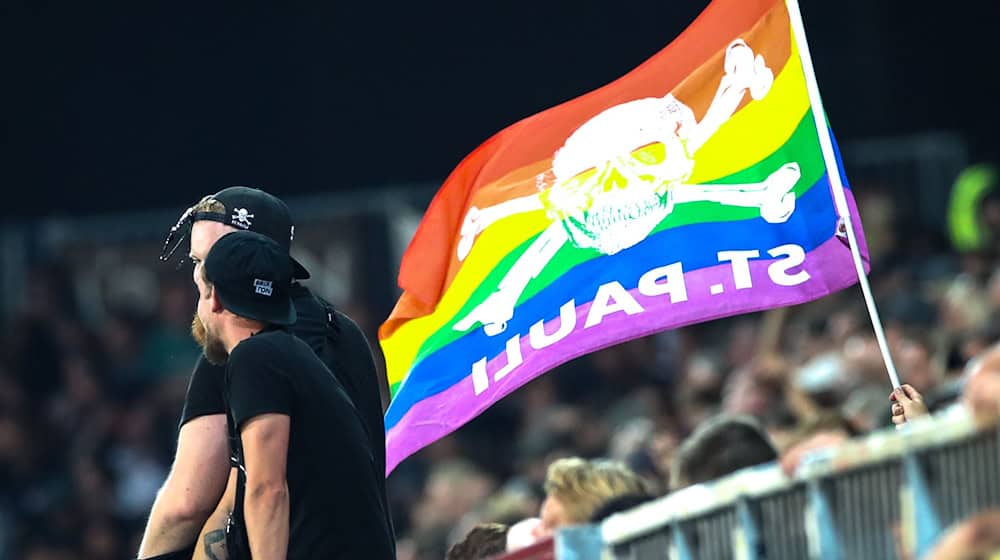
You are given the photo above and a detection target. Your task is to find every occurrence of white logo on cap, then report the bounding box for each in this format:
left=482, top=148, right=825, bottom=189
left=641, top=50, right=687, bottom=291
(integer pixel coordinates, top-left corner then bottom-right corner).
left=254, top=279, right=273, bottom=297
left=232, top=208, right=255, bottom=229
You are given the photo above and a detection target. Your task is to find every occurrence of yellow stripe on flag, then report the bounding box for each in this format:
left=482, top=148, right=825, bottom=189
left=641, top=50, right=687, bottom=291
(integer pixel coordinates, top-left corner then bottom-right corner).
left=689, top=31, right=808, bottom=184
left=383, top=206, right=550, bottom=384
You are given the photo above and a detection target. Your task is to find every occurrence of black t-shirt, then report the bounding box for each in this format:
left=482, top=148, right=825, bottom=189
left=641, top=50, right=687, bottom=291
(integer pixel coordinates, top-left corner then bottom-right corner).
left=226, top=329, right=395, bottom=560
left=180, top=283, right=388, bottom=496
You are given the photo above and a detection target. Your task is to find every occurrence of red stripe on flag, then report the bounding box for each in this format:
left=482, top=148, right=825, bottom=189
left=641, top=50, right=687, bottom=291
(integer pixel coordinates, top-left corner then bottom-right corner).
left=384, top=0, right=781, bottom=339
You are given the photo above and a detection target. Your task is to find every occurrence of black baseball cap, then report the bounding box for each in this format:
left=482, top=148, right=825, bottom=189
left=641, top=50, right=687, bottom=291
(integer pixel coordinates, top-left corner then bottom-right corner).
left=204, top=230, right=297, bottom=326
left=160, top=186, right=311, bottom=279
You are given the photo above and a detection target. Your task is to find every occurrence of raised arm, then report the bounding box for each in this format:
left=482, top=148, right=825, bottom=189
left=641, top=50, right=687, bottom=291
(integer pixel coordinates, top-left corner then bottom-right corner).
left=240, top=413, right=291, bottom=559
left=138, top=414, right=230, bottom=558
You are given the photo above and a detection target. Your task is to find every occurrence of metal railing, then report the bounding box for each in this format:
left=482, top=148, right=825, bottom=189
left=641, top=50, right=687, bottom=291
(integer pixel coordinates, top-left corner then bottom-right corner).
left=528, top=408, right=1000, bottom=559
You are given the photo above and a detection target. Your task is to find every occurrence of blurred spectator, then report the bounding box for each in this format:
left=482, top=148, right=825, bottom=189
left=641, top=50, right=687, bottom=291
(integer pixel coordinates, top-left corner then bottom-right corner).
left=792, top=352, right=852, bottom=412
left=924, top=509, right=1000, bottom=560
left=138, top=280, right=200, bottom=380
left=891, top=342, right=1000, bottom=426
left=401, top=460, right=496, bottom=559
left=779, top=412, right=858, bottom=477
left=81, top=519, right=122, bottom=560
left=531, top=457, right=647, bottom=540
left=895, top=334, right=943, bottom=395
left=669, top=415, right=778, bottom=490
left=961, top=345, right=1000, bottom=423
left=447, top=478, right=540, bottom=549
left=678, top=352, right=724, bottom=426
left=106, top=400, right=168, bottom=519
left=505, top=518, right=541, bottom=553
left=21, top=543, right=77, bottom=560
left=589, top=493, right=654, bottom=523
left=446, top=523, right=509, bottom=560
left=841, top=384, right=892, bottom=433
left=760, top=403, right=801, bottom=453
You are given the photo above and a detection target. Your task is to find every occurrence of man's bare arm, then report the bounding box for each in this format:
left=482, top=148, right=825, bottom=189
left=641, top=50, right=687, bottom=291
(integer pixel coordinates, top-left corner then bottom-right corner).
left=241, top=413, right=291, bottom=559
left=192, top=467, right=238, bottom=560
left=138, top=415, right=230, bottom=557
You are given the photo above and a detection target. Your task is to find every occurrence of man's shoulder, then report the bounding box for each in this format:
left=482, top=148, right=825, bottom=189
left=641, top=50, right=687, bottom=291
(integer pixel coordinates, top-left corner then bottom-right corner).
left=229, top=329, right=298, bottom=364
left=289, top=285, right=372, bottom=346
left=333, top=308, right=367, bottom=338
left=289, top=285, right=331, bottom=340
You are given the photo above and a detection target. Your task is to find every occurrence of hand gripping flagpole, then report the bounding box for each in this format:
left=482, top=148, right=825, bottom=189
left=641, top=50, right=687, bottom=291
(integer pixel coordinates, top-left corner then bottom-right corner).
left=785, top=0, right=902, bottom=390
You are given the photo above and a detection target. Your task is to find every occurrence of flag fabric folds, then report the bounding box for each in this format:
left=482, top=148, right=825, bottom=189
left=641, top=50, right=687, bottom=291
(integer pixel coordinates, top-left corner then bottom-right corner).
left=379, top=0, right=868, bottom=474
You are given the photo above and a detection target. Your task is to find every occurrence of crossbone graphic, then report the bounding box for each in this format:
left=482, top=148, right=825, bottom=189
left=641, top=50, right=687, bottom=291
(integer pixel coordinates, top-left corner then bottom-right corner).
left=454, top=39, right=801, bottom=337
left=232, top=208, right=255, bottom=229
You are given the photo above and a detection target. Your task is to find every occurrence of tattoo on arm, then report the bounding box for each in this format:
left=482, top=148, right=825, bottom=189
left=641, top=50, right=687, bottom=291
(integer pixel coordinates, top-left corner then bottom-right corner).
left=204, top=529, right=226, bottom=560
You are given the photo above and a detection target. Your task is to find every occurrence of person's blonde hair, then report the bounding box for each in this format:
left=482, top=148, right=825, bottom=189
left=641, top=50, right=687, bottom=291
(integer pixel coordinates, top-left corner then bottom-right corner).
left=542, top=457, right=647, bottom=523
left=194, top=196, right=227, bottom=214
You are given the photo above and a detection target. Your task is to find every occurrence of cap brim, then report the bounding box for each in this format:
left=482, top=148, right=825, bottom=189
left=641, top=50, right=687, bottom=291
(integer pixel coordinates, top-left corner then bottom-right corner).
left=291, top=256, right=311, bottom=280
left=216, top=289, right=297, bottom=326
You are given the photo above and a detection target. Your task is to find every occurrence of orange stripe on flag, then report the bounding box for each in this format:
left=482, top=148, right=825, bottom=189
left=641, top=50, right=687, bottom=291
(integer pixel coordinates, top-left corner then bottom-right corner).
left=382, top=0, right=781, bottom=341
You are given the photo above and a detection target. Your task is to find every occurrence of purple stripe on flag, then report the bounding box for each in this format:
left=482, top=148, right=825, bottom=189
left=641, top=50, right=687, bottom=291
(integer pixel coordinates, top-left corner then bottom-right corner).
left=386, top=233, right=859, bottom=474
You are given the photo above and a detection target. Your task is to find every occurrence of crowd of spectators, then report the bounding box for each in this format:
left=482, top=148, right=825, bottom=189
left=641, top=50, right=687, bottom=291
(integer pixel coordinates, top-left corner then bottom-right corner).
left=0, top=272, right=200, bottom=559
left=2, top=164, right=999, bottom=559
left=396, top=168, right=1000, bottom=559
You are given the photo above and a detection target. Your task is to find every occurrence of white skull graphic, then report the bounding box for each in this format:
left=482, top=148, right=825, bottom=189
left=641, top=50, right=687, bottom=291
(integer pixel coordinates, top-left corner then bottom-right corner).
left=232, top=208, right=255, bottom=229
left=540, top=95, right=698, bottom=255
left=452, top=39, right=802, bottom=336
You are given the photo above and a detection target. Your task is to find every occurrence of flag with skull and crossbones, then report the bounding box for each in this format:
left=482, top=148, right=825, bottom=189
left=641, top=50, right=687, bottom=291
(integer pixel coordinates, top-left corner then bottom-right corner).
left=454, top=39, right=801, bottom=337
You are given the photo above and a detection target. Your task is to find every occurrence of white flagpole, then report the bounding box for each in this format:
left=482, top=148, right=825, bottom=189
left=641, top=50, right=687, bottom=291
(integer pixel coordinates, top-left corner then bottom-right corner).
left=785, top=0, right=902, bottom=390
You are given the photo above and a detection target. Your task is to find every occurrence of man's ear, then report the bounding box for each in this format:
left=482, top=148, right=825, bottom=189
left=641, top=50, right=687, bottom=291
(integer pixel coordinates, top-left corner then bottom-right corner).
left=210, top=286, right=225, bottom=313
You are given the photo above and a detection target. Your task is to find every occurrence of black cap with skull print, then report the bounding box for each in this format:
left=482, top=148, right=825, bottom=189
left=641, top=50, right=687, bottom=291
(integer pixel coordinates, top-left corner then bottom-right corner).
left=160, top=186, right=310, bottom=279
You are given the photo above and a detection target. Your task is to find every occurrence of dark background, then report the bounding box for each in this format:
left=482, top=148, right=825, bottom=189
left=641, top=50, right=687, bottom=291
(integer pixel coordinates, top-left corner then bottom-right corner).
left=2, top=0, right=998, bottom=221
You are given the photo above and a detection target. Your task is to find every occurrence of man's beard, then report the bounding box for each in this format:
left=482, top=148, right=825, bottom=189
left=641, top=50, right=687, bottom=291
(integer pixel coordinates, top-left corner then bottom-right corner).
left=191, top=313, right=228, bottom=365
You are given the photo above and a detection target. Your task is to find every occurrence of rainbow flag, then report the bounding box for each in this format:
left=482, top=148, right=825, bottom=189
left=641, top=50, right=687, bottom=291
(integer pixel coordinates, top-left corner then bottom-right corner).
left=380, top=0, right=868, bottom=474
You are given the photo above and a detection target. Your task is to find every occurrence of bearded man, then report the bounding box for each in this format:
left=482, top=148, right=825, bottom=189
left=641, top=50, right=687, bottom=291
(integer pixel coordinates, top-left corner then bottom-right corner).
left=138, top=187, right=391, bottom=559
